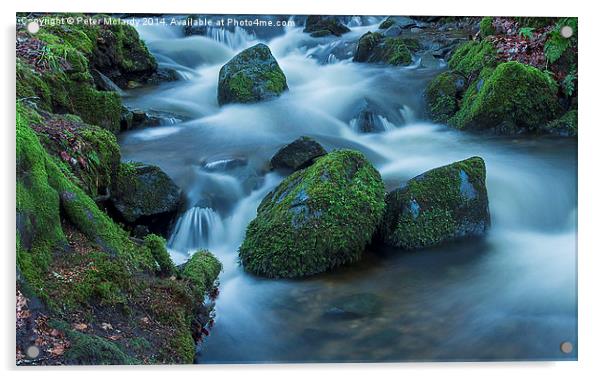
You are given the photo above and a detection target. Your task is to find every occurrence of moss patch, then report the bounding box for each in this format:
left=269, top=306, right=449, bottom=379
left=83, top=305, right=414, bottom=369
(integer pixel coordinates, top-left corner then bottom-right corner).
left=181, top=250, right=222, bottom=296
left=448, top=39, right=497, bottom=78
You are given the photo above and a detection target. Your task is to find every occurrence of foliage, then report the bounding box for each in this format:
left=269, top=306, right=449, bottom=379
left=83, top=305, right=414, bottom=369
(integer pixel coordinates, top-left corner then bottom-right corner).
left=144, top=234, right=176, bottom=276
left=519, top=27, right=535, bottom=40
left=479, top=17, right=495, bottom=37
left=544, top=17, right=578, bottom=64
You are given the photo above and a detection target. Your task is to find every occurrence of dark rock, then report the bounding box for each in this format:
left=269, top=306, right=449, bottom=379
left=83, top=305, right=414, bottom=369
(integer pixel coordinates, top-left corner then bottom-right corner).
left=110, top=162, right=182, bottom=235
left=350, top=99, right=387, bottom=133
left=203, top=157, right=248, bottom=172
left=379, top=157, right=490, bottom=250
left=270, top=137, right=327, bottom=171
left=304, top=16, right=350, bottom=37
left=217, top=43, right=288, bottom=106
left=147, top=67, right=180, bottom=85
left=354, top=32, right=416, bottom=66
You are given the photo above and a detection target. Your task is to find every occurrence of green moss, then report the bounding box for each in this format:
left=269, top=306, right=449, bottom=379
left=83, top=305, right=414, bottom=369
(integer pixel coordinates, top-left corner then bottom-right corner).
left=515, top=17, right=559, bottom=29
left=167, top=330, right=195, bottom=364
left=16, top=103, right=155, bottom=306
left=181, top=250, right=222, bottom=295
left=543, top=109, right=577, bottom=137
left=479, top=17, right=495, bottom=37
left=354, top=32, right=383, bottom=62
left=382, top=38, right=412, bottom=65
left=129, top=337, right=151, bottom=355
left=425, top=72, right=463, bottom=123
left=16, top=103, right=66, bottom=300
left=226, top=72, right=255, bottom=103
left=450, top=61, right=561, bottom=132
left=239, top=150, right=385, bottom=278
left=64, top=330, right=138, bottom=365
left=448, top=40, right=497, bottom=77
left=262, top=68, right=288, bottom=94
left=380, top=157, right=490, bottom=249
left=16, top=58, right=51, bottom=109
left=144, top=234, right=176, bottom=276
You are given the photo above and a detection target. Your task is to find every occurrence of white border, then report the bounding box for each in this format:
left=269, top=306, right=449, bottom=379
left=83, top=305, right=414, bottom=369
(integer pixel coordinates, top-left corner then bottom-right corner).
left=2, top=1, right=600, bottom=378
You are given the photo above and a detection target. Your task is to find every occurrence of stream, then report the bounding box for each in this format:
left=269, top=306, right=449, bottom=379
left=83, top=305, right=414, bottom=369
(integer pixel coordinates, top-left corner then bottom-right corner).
left=118, top=16, right=577, bottom=362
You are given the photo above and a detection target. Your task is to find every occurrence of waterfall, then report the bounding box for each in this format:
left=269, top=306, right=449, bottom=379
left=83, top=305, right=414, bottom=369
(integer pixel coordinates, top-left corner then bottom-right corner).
left=206, top=26, right=256, bottom=50
left=168, top=207, right=224, bottom=258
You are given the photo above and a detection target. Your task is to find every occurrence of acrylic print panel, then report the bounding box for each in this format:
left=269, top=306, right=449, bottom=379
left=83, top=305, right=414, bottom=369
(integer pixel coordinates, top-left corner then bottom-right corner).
left=15, top=13, right=577, bottom=365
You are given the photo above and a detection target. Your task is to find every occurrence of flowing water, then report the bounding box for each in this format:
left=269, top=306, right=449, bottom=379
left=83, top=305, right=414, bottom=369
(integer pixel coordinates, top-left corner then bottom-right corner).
left=119, top=17, right=577, bottom=362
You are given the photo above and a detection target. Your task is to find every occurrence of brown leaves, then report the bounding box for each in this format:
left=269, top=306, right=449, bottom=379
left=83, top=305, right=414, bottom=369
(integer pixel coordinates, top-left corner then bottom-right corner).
left=16, top=289, right=31, bottom=329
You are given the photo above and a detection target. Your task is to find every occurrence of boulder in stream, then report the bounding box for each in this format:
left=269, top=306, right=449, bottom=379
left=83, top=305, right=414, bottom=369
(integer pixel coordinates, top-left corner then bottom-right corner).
left=303, top=16, right=351, bottom=37
left=354, top=32, right=419, bottom=66
left=379, top=156, right=490, bottom=250
left=217, top=43, right=288, bottom=106
left=270, top=136, right=327, bottom=172
left=239, top=150, right=386, bottom=278
left=110, top=162, right=182, bottom=234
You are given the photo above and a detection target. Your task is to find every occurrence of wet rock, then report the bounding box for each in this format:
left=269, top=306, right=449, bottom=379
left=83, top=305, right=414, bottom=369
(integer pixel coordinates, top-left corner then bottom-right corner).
left=324, top=293, right=384, bottom=319
left=239, top=150, right=386, bottom=278
left=203, top=157, right=248, bottom=171
left=217, top=43, right=288, bottom=105
left=147, top=67, right=179, bottom=85
left=270, top=136, right=327, bottom=172
left=419, top=52, right=441, bottom=69
left=354, top=32, right=417, bottom=66
left=350, top=99, right=387, bottom=133
left=378, top=16, right=417, bottom=30
left=110, top=162, right=182, bottom=234
left=379, top=156, right=490, bottom=250
left=304, top=16, right=350, bottom=37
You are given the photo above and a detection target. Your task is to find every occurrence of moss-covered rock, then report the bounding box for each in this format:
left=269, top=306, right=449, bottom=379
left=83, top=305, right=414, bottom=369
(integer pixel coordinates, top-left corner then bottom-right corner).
left=144, top=234, right=176, bottom=276
left=543, top=110, right=577, bottom=137
left=450, top=61, right=562, bottom=133
left=16, top=15, right=157, bottom=133
left=217, top=43, right=288, bottom=106
left=270, top=136, right=327, bottom=172
left=303, top=16, right=350, bottom=37
left=353, top=32, right=415, bottom=66
left=378, top=16, right=417, bottom=30
left=110, top=162, right=182, bottom=231
left=239, top=150, right=386, bottom=278
left=479, top=17, right=495, bottom=37
left=181, top=250, right=222, bottom=296
left=425, top=71, right=466, bottom=123
left=379, top=156, right=490, bottom=250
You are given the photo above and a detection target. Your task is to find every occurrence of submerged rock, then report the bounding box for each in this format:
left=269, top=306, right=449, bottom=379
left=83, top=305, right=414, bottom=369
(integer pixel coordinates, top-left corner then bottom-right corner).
left=304, top=16, right=350, bottom=37
left=379, top=156, right=490, bottom=250
left=239, top=150, right=386, bottom=278
left=110, top=162, right=182, bottom=233
left=354, top=32, right=418, bottom=66
left=270, top=136, right=327, bottom=172
left=350, top=99, right=388, bottom=133
left=217, top=43, right=288, bottom=106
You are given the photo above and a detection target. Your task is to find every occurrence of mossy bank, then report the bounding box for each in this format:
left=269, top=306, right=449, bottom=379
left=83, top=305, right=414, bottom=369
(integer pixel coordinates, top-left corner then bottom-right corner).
left=16, top=15, right=221, bottom=365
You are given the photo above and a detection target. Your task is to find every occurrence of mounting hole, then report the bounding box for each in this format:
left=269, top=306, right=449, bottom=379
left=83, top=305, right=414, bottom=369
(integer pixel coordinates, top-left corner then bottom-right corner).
left=560, top=341, right=573, bottom=354
left=560, top=25, right=574, bottom=39
left=26, top=345, right=40, bottom=359
left=26, top=21, right=40, bottom=34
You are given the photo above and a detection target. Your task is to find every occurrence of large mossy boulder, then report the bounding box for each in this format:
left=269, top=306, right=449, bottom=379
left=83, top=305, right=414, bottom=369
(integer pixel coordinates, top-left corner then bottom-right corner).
left=217, top=43, right=288, bottom=106
left=379, top=157, right=490, bottom=250
left=450, top=61, right=561, bottom=133
left=303, top=16, right=350, bottom=37
left=270, top=136, right=327, bottom=172
left=353, top=32, right=418, bottom=66
left=239, top=150, right=386, bottom=278
left=110, top=162, right=182, bottom=231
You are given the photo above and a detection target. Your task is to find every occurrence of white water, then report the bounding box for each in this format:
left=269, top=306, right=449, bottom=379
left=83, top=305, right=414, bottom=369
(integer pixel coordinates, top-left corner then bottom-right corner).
left=119, top=18, right=577, bottom=362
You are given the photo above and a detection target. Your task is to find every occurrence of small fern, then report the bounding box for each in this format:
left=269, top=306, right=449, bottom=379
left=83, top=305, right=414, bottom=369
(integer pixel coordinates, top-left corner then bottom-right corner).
left=518, top=27, right=534, bottom=40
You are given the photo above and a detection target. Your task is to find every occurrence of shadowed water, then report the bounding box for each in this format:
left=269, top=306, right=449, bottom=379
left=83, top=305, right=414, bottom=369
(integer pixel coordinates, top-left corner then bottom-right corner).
left=119, top=16, right=577, bottom=362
